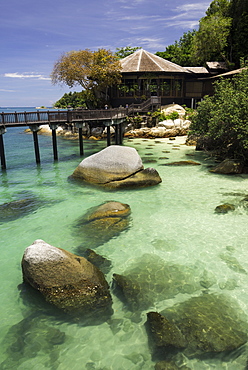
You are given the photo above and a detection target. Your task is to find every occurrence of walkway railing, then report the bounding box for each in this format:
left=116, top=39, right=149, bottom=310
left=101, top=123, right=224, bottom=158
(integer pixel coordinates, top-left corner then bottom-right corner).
left=0, top=108, right=128, bottom=127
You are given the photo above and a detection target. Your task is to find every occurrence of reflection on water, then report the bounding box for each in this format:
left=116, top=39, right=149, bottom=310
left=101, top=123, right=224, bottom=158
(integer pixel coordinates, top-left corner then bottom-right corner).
left=1, top=131, right=248, bottom=369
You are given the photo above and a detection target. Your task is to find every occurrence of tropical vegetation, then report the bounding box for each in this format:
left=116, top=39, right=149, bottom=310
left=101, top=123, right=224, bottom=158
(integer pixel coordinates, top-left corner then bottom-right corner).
left=189, top=68, right=248, bottom=163
left=51, top=49, right=122, bottom=109
left=156, top=0, right=248, bottom=68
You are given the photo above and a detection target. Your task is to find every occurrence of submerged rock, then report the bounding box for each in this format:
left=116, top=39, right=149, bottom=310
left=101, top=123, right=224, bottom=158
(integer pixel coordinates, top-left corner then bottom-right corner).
left=75, top=201, right=131, bottom=249
left=21, top=240, right=113, bottom=319
left=112, top=254, right=203, bottom=311
left=147, top=312, right=187, bottom=349
left=215, top=203, right=235, bottom=214
left=71, top=145, right=162, bottom=189
left=155, top=361, right=184, bottom=370
left=160, top=160, right=201, bottom=166
left=219, top=252, right=247, bottom=274
left=210, top=159, right=244, bottom=174
left=160, top=294, right=247, bottom=355
left=0, top=197, right=40, bottom=222
left=83, top=249, right=112, bottom=274
left=1, top=312, right=66, bottom=369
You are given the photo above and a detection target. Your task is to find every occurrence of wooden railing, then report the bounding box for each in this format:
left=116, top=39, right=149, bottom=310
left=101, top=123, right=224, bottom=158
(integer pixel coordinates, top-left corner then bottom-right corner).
left=0, top=108, right=128, bottom=127
left=129, top=96, right=161, bottom=113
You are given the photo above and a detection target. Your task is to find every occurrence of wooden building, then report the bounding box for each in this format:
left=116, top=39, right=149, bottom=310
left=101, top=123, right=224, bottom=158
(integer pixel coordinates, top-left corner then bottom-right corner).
left=109, top=49, right=216, bottom=108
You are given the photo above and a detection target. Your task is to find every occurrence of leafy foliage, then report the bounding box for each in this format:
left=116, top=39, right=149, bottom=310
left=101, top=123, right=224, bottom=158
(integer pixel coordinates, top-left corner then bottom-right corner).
left=190, top=69, right=248, bottom=162
left=51, top=49, right=122, bottom=108
left=191, top=12, right=232, bottom=65
left=229, top=0, right=248, bottom=67
left=156, top=31, right=196, bottom=67
left=115, top=46, right=142, bottom=59
left=53, top=92, right=87, bottom=109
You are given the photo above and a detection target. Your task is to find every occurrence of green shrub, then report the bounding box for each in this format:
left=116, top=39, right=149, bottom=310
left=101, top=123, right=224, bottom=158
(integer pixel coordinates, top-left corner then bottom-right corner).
left=190, top=69, right=248, bottom=162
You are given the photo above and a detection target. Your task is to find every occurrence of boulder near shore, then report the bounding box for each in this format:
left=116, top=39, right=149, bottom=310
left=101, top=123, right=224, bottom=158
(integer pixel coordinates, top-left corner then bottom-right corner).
left=21, top=239, right=113, bottom=318
left=71, top=145, right=162, bottom=189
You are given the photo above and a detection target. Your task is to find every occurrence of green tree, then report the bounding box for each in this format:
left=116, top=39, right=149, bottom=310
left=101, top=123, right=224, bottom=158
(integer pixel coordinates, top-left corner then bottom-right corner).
left=115, top=46, right=142, bottom=59
left=190, top=69, right=248, bottom=162
left=206, top=0, right=230, bottom=17
left=229, top=0, right=248, bottom=66
left=51, top=49, right=122, bottom=108
left=53, top=91, right=88, bottom=109
left=191, top=14, right=232, bottom=65
left=156, top=31, right=196, bottom=66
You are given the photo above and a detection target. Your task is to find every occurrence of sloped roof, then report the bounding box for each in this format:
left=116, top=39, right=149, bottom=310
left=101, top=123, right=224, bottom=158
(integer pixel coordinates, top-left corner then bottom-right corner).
left=206, top=61, right=228, bottom=70
left=184, top=67, right=209, bottom=74
left=120, top=49, right=187, bottom=73
left=209, top=67, right=247, bottom=79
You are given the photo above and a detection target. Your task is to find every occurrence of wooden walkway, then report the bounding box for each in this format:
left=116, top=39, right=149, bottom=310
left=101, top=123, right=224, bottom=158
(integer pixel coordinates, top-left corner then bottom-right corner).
left=0, top=108, right=129, bottom=170
left=0, top=98, right=161, bottom=170
left=0, top=108, right=127, bottom=128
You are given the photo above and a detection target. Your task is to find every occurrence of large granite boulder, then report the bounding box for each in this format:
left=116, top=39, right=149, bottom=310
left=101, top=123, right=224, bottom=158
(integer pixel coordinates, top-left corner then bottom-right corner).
left=71, top=145, right=162, bottom=189
left=21, top=240, right=113, bottom=318
left=75, top=201, right=131, bottom=250
left=147, top=294, right=247, bottom=357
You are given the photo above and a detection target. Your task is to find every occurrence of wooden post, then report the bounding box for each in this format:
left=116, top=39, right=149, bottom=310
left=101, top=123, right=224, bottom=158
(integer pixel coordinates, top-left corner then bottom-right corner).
left=29, top=125, right=40, bottom=165
left=115, top=125, right=119, bottom=145
left=49, top=123, right=58, bottom=161
left=107, top=126, right=111, bottom=146
left=52, top=129, right=58, bottom=160
left=0, top=130, right=6, bottom=170
left=119, top=122, right=123, bottom=145
left=78, top=127, right=84, bottom=155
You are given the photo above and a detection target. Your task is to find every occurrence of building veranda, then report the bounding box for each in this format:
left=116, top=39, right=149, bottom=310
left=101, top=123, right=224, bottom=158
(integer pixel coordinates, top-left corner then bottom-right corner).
left=109, top=49, right=224, bottom=108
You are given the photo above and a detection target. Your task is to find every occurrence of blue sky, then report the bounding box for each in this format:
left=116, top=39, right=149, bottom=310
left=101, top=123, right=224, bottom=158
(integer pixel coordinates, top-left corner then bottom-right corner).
left=0, top=0, right=211, bottom=107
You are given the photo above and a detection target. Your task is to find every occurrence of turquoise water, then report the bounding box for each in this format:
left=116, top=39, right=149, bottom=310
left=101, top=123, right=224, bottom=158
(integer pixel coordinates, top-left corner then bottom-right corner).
left=1, top=108, right=248, bottom=369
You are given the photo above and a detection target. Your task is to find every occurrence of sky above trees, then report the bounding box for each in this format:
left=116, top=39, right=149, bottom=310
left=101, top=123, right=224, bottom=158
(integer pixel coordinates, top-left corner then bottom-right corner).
left=0, top=0, right=211, bottom=107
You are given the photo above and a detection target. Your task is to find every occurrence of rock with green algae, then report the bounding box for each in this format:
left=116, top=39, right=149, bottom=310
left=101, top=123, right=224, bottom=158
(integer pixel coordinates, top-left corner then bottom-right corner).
left=147, top=312, right=187, bottom=348
left=21, top=239, right=113, bottom=319
left=83, top=248, right=112, bottom=274
left=159, top=160, right=201, bottom=166
left=159, top=294, right=247, bottom=355
left=210, top=159, right=244, bottom=174
left=155, top=360, right=190, bottom=370
left=112, top=254, right=203, bottom=311
left=75, top=201, right=131, bottom=250
left=215, top=203, right=235, bottom=214
left=0, top=197, right=40, bottom=222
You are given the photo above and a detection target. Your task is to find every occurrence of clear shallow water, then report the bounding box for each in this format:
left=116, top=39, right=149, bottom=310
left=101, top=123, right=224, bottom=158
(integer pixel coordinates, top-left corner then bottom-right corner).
left=1, top=110, right=248, bottom=369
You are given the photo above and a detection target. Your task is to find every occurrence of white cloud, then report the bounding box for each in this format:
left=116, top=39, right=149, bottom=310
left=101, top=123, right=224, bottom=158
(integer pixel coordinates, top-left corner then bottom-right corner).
left=0, top=88, right=15, bottom=92
left=4, top=72, right=51, bottom=80
left=172, top=2, right=210, bottom=19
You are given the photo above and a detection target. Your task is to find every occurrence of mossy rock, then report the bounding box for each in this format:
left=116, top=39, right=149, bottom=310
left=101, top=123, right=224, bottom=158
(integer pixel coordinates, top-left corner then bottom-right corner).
left=83, top=249, right=112, bottom=274
left=161, top=160, right=201, bottom=166
left=0, top=197, right=40, bottom=222
left=147, top=312, right=187, bottom=348
left=112, top=254, right=202, bottom=311
left=75, top=201, right=131, bottom=249
left=215, top=203, right=235, bottom=214
left=1, top=312, right=66, bottom=369
left=210, top=159, right=244, bottom=174
left=160, top=294, right=247, bottom=354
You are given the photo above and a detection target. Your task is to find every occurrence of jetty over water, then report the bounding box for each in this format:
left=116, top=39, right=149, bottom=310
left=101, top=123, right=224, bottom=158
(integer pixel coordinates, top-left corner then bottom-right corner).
left=0, top=97, right=161, bottom=170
